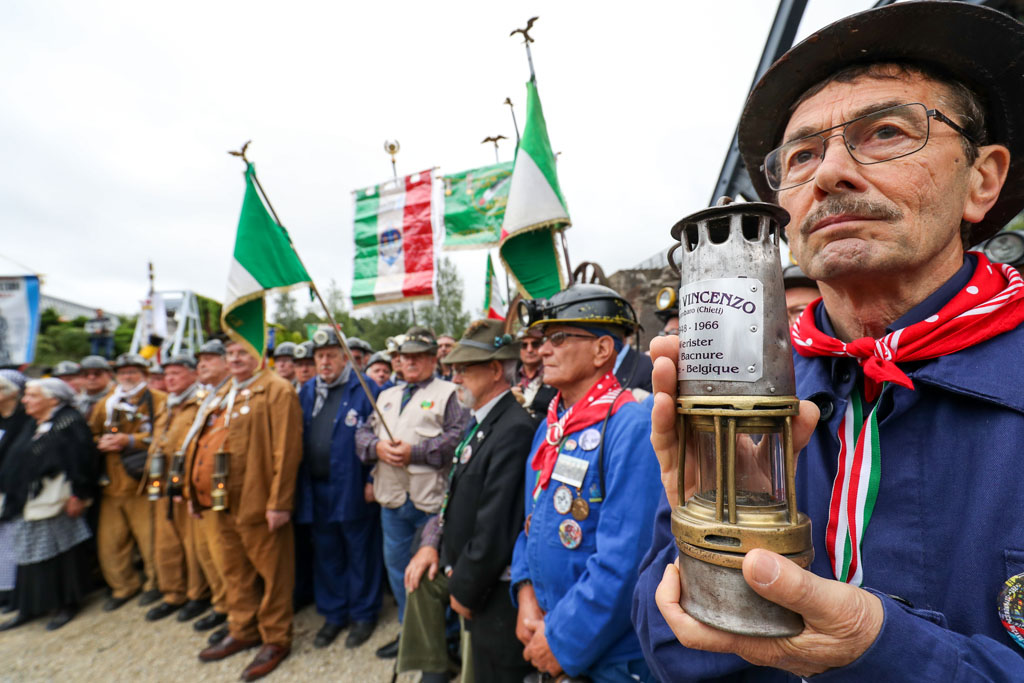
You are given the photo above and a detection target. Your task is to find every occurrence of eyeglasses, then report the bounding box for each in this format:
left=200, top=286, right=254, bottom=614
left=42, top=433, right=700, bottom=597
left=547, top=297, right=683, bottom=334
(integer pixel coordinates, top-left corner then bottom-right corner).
left=762, top=102, right=977, bottom=192
left=521, top=340, right=542, bottom=350
left=541, top=331, right=596, bottom=347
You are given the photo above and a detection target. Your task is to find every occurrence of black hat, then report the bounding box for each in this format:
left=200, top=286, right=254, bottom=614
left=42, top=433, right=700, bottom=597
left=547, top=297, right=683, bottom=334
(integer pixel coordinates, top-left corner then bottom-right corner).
left=366, top=351, right=391, bottom=368
left=114, top=353, right=149, bottom=371
left=738, top=1, right=1024, bottom=246
left=782, top=264, right=818, bottom=291
left=293, top=341, right=315, bottom=361
left=273, top=341, right=297, bottom=359
left=164, top=353, right=197, bottom=369
left=79, top=355, right=112, bottom=372
left=518, top=283, right=638, bottom=333
left=347, top=337, right=373, bottom=354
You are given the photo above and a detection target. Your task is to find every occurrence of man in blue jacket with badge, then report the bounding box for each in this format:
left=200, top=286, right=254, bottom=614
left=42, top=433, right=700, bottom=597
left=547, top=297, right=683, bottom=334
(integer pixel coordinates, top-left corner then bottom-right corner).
left=510, top=283, right=662, bottom=682
left=635, top=3, right=1024, bottom=680
left=296, top=328, right=383, bottom=650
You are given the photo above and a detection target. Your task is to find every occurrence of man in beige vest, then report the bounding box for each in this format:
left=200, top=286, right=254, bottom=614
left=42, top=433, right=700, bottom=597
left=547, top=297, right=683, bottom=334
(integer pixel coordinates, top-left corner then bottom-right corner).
left=355, top=326, right=469, bottom=659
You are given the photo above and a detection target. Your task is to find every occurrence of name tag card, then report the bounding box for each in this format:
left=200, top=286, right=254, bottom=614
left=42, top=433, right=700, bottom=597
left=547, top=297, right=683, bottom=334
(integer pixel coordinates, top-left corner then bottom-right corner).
left=551, top=454, right=589, bottom=489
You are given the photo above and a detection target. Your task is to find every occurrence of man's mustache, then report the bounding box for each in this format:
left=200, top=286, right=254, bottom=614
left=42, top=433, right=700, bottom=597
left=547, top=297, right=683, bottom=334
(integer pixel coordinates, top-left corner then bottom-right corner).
left=799, top=197, right=904, bottom=236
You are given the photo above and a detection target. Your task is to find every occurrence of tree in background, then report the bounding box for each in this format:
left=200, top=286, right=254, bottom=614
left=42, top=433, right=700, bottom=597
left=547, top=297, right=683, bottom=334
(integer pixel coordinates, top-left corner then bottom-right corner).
left=415, top=256, right=470, bottom=339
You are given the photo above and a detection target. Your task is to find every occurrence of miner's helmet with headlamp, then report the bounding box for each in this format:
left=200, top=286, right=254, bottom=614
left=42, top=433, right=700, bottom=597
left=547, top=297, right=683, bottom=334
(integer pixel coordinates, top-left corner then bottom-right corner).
left=293, top=341, right=315, bottom=361
left=654, top=286, right=678, bottom=324
left=274, top=341, right=297, bottom=359
left=517, top=283, right=639, bottom=337
left=311, top=328, right=343, bottom=350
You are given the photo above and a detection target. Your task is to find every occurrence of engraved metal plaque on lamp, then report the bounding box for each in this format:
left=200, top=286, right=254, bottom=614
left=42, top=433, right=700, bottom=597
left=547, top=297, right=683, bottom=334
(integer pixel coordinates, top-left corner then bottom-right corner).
left=667, top=197, right=812, bottom=637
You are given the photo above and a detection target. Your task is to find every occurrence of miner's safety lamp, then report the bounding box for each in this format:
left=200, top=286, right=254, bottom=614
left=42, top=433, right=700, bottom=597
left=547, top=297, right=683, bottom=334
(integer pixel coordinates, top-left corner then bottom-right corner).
left=668, top=197, right=812, bottom=636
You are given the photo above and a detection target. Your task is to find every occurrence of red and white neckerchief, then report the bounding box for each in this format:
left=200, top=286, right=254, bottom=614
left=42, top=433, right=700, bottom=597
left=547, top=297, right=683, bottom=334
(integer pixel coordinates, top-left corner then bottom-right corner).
left=530, top=371, right=634, bottom=500
left=791, top=252, right=1024, bottom=585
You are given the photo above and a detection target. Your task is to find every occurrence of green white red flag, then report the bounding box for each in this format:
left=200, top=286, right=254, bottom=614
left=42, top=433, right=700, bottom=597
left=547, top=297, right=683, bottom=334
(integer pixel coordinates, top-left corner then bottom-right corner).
left=500, top=79, right=569, bottom=299
left=222, top=163, right=311, bottom=359
left=351, top=170, right=435, bottom=308
left=443, top=161, right=513, bottom=250
left=484, top=253, right=505, bottom=320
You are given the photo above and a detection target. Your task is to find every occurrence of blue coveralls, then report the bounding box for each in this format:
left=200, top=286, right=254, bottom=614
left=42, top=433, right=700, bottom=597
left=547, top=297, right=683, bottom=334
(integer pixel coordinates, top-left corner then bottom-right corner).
left=510, top=400, right=663, bottom=681
left=297, top=372, right=384, bottom=626
left=632, top=286, right=1024, bottom=680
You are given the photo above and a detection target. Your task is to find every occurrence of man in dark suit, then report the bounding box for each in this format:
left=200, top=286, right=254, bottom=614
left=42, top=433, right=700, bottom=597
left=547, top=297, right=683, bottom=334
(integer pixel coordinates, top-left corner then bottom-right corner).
left=396, top=320, right=535, bottom=683
left=614, top=340, right=654, bottom=395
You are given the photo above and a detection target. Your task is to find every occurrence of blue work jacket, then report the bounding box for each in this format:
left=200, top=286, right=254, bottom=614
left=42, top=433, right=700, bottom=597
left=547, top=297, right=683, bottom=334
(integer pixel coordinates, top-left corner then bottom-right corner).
left=510, top=400, right=662, bottom=677
left=632, top=326, right=1024, bottom=681
left=295, top=372, right=380, bottom=524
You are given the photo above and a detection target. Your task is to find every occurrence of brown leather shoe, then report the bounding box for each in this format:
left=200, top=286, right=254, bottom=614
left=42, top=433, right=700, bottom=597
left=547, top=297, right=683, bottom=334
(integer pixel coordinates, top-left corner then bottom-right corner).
left=198, top=635, right=261, bottom=662
left=240, top=644, right=291, bottom=681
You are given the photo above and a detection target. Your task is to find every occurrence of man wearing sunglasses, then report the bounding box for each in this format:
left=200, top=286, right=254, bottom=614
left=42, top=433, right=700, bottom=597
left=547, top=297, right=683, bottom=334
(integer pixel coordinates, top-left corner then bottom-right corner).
left=637, top=3, right=1024, bottom=680
left=513, top=327, right=556, bottom=421
left=510, top=283, right=662, bottom=681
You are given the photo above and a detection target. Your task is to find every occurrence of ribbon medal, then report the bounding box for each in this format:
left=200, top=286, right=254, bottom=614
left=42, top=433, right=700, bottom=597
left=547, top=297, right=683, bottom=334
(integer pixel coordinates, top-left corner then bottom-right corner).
left=571, top=497, right=590, bottom=521
left=553, top=485, right=573, bottom=515
left=558, top=518, right=582, bottom=549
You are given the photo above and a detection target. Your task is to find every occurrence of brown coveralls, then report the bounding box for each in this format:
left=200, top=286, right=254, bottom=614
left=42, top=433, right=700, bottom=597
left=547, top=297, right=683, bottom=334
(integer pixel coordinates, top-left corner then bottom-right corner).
left=185, top=371, right=302, bottom=647
left=90, top=385, right=167, bottom=599
left=142, top=386, right=213, bottom=606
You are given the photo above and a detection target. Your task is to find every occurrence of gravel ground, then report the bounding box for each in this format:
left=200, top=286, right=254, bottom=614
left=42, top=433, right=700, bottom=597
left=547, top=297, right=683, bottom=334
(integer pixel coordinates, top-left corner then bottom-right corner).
left=0, top=591, right=418, bottom=682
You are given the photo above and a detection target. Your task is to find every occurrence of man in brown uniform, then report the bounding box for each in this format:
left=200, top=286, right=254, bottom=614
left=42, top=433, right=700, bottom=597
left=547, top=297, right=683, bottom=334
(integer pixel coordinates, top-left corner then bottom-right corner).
left=187, top=340, right=303, bottom=681
left=189, top=339, right=233, bottom=639
left=90, top=353, right=167, bottom=610
left=142, top=353, right=212, bottom=623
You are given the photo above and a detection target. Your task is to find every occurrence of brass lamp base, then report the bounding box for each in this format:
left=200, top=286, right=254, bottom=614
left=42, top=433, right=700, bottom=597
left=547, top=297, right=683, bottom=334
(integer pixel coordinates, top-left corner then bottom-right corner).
left=678, top=552, right=804, bottom=637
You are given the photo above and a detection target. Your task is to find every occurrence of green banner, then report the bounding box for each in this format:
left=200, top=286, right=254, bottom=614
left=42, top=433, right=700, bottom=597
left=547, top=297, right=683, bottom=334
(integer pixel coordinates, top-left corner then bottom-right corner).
left=443, top=161, right=513, bottom=250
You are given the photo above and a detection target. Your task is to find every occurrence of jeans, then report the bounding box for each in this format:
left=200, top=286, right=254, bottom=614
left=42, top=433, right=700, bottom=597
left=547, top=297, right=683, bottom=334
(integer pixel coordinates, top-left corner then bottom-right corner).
left=90, top=336, right=114, bottom=359
left=380, top=496, right=430, bottom=622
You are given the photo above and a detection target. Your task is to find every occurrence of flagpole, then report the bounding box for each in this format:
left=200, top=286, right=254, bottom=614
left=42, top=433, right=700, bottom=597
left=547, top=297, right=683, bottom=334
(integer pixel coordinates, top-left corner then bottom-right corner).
left=510, top=16, right=573, bottom=284
left=384, top=140, right=418, bottom=326
left=238, top=152, right=397, bottom=442
left=503, top=98, right=520, bottom=144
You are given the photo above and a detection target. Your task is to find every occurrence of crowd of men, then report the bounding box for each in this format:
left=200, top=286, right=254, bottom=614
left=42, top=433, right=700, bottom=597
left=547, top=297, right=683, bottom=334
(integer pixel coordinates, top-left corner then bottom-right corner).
left=5, top=3, right=1024, bottom=681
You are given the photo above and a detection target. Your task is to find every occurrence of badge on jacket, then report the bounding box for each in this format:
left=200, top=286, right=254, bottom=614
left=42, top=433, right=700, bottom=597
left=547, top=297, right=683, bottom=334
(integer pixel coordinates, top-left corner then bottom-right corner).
left=344, top=408, right=359, bottom=427
left=998, top=572, right=1024, bottom=650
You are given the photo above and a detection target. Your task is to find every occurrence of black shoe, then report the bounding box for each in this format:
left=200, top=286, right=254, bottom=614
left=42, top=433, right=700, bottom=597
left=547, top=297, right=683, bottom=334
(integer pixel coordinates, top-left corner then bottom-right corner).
left=0, top=614, right=31, bottom=631
left=0, top=603, right=14, bottom=615
left=194, top=611, right=227, bottom=632
left=207, top=625, right=229, bottom=646
left=146, top=601, right=183, bottom=621
left=374, top=634, right=400, bottom=659
left=137, top=589, right=162, bottom=607
left=103, top=591, right=139, bottom=612
left=46, top=608, right=76, bottom=631
left=345, top=620, right=376, bottom=649
left=176, top=599, right=210, bottom=622
left=313, top=621, right=346, bottom=649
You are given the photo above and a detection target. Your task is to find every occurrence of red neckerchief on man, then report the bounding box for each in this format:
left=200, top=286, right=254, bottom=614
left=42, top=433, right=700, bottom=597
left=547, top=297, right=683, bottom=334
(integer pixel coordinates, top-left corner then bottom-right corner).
left=790, top=252, right=1024, bottom=585
left=531, top=371, right=634, bottom=499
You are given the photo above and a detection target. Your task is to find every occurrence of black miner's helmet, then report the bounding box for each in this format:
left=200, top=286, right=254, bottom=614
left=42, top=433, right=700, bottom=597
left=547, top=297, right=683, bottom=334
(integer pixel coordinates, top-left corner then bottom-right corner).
left=518, top=283, right=639, bottom=333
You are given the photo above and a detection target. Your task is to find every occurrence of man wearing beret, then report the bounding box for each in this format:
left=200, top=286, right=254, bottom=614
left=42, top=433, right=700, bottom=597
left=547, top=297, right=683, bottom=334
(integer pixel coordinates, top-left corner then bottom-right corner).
left=397, top=319, right=536, bottom=683
left=638, top=2, right=1024, bottom=679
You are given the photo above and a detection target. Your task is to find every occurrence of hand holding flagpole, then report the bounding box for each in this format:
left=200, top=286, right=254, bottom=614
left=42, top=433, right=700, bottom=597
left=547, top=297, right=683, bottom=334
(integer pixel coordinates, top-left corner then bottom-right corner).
left=228, top=143, right=395, bottom=441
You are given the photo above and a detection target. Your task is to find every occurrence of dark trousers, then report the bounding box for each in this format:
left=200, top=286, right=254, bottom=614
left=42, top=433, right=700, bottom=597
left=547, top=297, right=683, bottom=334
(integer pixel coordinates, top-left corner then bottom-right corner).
left=310, top=479, right=383, bottom=625
left=292, top=522, right=315, bottom=609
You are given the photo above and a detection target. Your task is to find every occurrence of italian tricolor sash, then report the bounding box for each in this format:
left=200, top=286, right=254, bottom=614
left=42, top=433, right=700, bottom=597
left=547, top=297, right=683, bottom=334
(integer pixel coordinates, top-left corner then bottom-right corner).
left=792, top=253, right=1024, bottom=584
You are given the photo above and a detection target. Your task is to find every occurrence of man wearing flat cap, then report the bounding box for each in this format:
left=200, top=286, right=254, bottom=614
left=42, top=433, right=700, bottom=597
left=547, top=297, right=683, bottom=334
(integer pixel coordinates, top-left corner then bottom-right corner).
left=74, top=355, right=114, bottom=419
left=355, top=325, right=469, bottom=659
left=639, top=2, right=1024, bottom=678
left=295, top=328, right=383, bottom=650
left=89, top=353, right=167, bottom=610
left=141, top=353, right=213, bottom=623
left=397, top=319, right=536, bottom=683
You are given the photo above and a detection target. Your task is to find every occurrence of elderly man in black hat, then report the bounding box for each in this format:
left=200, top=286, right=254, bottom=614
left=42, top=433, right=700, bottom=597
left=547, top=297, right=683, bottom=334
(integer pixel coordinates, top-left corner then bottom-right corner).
left=272, top=342, right=298, bottom=386
left=397, top=319, right=536, bottom=683
left=294, top=328, right=383, bottom=650
left=355, top=325, right=469, bottom=659
left=639, top=3, right=1024, bottom=679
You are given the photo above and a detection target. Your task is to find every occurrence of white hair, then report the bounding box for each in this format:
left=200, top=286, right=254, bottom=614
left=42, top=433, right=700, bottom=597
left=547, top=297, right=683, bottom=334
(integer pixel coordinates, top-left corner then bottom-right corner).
left=501, top=359, right=518, bottom=387
left=27, top=378, right=75, bottom=404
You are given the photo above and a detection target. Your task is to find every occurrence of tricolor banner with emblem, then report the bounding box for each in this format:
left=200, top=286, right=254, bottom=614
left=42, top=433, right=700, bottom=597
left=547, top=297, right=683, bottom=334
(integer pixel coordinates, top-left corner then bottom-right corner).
left=222, top=163, right=311, bottom=359
left=351, top=170, right=435, bottom=308
left=442, top=161, right=513, bottom=250
left=0, top=275, right=41, bottom=365
left=484, top=253, right=505, bottom=320
left=500, top=79, right=569, bottom=299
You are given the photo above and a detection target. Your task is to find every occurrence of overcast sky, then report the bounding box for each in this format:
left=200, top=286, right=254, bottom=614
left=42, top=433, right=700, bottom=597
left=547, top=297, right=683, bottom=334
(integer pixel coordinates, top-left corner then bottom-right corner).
left=1, top=0, right=866, bottom=321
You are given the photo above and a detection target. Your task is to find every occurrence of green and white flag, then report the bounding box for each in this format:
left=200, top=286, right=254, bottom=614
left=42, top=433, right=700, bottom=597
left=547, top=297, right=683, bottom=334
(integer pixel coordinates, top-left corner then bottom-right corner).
left=500, top=79, right=569, bottom=299
left=222, top=163, right=311, bottom=359
left=351, top=170, right=435, bottom=309
left=442, top=161, right=513, bottom=250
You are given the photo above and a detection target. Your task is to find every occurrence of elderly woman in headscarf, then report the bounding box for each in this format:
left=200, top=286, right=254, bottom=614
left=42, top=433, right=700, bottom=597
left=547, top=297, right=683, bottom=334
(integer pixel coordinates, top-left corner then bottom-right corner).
left=0, top=370, right=33, bottom=611
left=0, top=378, right=98, bottom=631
